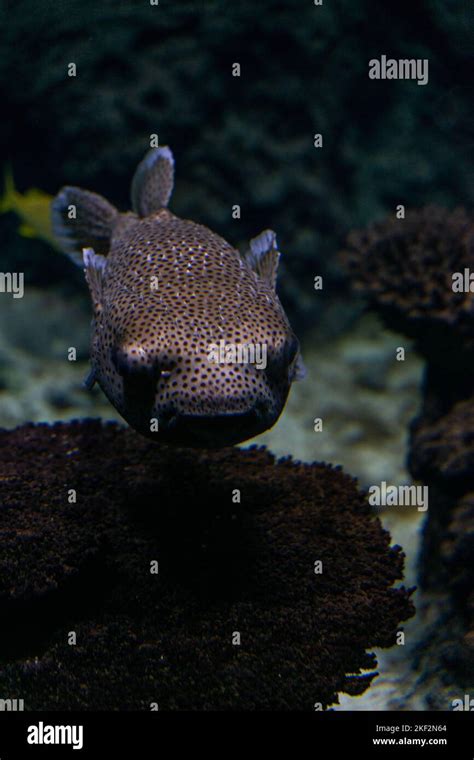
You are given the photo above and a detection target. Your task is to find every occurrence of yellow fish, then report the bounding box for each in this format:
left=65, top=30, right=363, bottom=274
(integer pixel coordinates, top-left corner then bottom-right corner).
left=0, top=167, right=57, bottom=248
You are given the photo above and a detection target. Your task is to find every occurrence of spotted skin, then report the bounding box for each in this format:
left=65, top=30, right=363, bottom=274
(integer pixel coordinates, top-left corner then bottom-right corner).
left=52, top=148, right=304, bottom=447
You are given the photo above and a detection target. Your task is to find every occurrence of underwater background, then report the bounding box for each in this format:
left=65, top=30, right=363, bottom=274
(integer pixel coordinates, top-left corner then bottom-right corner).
left=0, top=0, right=473, bottom=710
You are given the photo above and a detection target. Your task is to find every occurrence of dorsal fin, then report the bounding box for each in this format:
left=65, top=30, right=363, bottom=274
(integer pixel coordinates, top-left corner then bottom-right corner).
left=247, top=229, right=280, bottom=290
left=131, top=146, right=175, bottom=217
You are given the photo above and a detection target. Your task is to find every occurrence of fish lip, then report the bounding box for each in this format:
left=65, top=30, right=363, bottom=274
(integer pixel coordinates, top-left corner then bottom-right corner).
left=178, top=409, right=259, bottom=424
left=156, top=405, right=270, bottom=447
left=175, top=401, right=268, bottom=426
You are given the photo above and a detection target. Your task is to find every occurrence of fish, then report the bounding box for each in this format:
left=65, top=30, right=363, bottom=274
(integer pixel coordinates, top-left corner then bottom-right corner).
left=0, top=167, right=57, bottom=249
left=52, top=146, right=305, bottom=448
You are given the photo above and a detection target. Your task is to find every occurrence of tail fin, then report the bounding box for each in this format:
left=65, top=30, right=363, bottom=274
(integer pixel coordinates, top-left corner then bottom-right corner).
left=51, top=187, right=118, bottom=266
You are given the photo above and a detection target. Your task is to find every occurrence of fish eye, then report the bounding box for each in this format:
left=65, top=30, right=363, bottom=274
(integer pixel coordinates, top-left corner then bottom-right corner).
left=264, top=336, right=299, bottom=381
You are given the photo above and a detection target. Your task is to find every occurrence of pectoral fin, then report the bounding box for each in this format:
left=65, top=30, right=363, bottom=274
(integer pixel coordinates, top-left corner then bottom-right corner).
left=292, top=353, right=307, bottom=381
left=51, top=187, right=118, bottom=266
left=83, top=367, right=97, bottom=390
left=83, top=247, right=106, bottom=313
left=247, top=229, right=280, bottom=290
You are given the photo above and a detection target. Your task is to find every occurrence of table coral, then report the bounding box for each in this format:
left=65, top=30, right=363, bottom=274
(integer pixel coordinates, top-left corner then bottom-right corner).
left=340, top=206, right=474, bottom=365
left=0, top=420, right=413, bottom=710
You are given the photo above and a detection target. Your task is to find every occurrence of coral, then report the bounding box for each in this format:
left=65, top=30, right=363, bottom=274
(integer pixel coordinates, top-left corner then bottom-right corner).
left=0, top=420, right=413, bottom=710
left=441, top=492, right=474, bottom=596
left=341, top=206, right=474, bottom=695
left=409, top=397, right=474, bottom=492
left=340, top=206, right=474, bottom=364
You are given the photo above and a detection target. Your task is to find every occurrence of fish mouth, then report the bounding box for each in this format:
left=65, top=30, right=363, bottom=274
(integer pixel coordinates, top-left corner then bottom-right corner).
left=156, top=403, right=271, bottom=448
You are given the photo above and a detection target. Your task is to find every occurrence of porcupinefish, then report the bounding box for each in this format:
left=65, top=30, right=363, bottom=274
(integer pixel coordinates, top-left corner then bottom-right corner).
left=52, top=147, right=305, bottom=448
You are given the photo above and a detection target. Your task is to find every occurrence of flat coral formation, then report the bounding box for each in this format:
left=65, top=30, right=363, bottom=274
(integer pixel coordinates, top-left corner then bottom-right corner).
left=340, top=206, right=474, bottom=364
left=0, top=420, right=413, bottom=710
